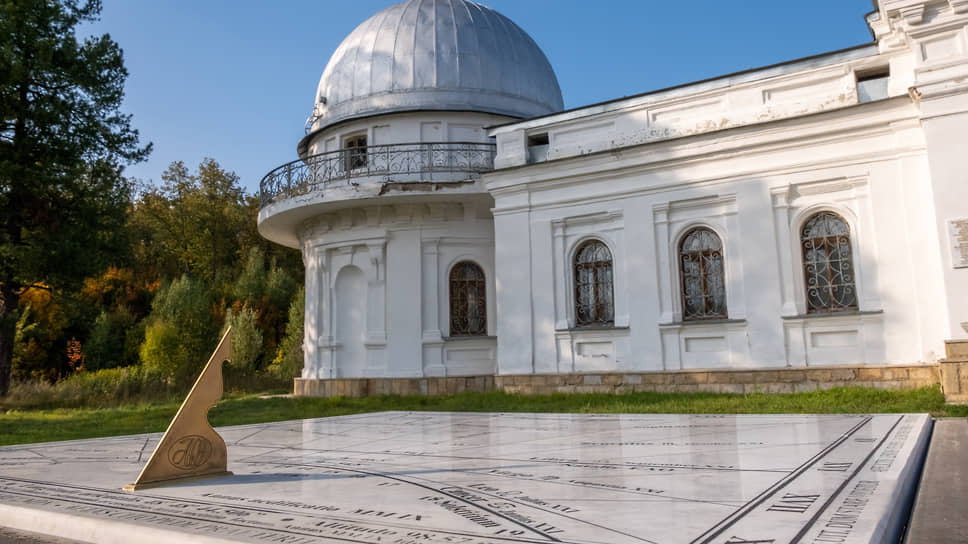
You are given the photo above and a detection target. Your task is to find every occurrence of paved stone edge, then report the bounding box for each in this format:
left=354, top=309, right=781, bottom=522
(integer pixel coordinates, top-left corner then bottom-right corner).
left=903, top=418, right=968, bottom=544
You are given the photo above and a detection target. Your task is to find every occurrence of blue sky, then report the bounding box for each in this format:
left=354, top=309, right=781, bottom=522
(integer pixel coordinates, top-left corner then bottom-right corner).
left=87, top=1, right=876, bottom=195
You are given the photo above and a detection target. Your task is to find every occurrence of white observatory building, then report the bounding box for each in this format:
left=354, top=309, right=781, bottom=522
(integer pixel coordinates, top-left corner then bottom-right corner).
left=259, top=0, right=968, bottom=397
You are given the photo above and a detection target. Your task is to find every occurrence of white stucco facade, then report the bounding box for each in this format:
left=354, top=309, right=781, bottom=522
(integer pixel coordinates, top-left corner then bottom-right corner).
left=259, top=0, right=968, bottom=384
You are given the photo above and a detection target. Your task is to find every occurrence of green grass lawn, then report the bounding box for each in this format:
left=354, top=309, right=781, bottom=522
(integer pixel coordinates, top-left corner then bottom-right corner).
left=1, top=386, right=965, bottom=446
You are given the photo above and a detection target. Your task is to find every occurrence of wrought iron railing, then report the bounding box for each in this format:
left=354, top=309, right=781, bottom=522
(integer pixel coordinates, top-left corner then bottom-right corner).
left=259, top=142, right=497, bottom=207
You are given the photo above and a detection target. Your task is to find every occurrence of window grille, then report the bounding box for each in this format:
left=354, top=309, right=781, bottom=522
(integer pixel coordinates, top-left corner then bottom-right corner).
left=679, top=228, right=727, bottom=320
left=449, top=262, right=487, bottom=336
left=574, top=240, right=614, bottom=326
left=801, top=212, right=858, bottom=313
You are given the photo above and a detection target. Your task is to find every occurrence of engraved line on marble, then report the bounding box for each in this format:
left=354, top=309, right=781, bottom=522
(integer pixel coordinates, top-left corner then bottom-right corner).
left=460, top=468, right=742, bottom=508
left=225, top=460, right=579, bottom=542
left=787, top=415, right=905, bottom=543
left=237, top=447, right=790, bottom=474
left=296, top=462, right=573, bottom=542
left=135, top=435, right=152, bottom=463
left=233, top=453, right=741, bottom=510
left=0, top=478, right=571, bottom=544
left=412, top=478, right=664, bottom=542
left=0, top=487, right=344, bottom=543
left=232, top=425, right=273, bottom=444
left=0, top=433, right=142, bottom=451
left=432, top=481, right=678, bottom=543
left=229, top=457, right=683, bottom=542
left=606, top=440, right=837, bottom=469
left=689, top=416, right=873, bottom=544
left=184, top=460, right=568, bottom=541
left=6, top=449, right=60, bottom=466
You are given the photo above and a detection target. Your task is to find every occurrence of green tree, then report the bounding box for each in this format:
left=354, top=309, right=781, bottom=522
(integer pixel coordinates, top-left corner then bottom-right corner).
left=139, top=275, right=216, bottom=385
left=232, top=247, right=268, bottom=305
left=223, top=304, right=262, bottom=374
left=12, top=288, right=68, bottom=381
left=83, top=306, right=138, bottom=371
left=130, top=159, right=247, bottom=283
left=0, top=0, right=150, bottom=394
left=269, top=287, right=304, bottom=380
left=231, top=247, right=297, bottom=366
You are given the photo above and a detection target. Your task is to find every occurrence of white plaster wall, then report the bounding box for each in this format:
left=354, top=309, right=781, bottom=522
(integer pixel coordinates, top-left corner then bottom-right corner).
left=877, top=0, right=968, bottom=339
left=305, top=111, right=509, bottom=157
left=919, top=109, right=968, bottom=339
left=487, top=95, right=951, bottom=372
left=493, top=203, right=536, bottom=375
left=300, top=199, right=496, bottom=379
left=333, top=265, right=367, bottom=376
left=285, top=0, right=968, bottom=383
left=492, top=47, right=897, bottom=169
left=485, top=0, right=968, bottom=371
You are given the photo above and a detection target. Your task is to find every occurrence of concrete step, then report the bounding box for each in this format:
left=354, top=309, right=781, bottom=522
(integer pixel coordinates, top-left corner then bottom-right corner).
left=904, top=418, right=968, bottom=544
left=945, top=340, right=968, bottom=360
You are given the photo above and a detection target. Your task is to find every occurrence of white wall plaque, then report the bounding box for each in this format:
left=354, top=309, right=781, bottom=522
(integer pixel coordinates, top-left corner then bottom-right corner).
left=949, top=217, right=968, bottom=269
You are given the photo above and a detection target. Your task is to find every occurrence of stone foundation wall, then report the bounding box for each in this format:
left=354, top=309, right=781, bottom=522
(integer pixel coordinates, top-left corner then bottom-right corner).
left=939, top=341, right=968, bottom=404
left=294, top=375, right=495, bottom=398
left=495, top=365, right=939, bottom=395
left=294, top=364, right=942, bottom=398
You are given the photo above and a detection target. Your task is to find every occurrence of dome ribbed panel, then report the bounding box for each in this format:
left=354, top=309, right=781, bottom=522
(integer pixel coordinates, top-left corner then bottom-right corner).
left=312, top=0, right=563, bottom=130
left=370, top=4, right=398, bottom=93
left=435, top=0, right=458, bottom=89
left=453, top=1, right=481, bottom=89
left=393, top=1, right=417, bottom=90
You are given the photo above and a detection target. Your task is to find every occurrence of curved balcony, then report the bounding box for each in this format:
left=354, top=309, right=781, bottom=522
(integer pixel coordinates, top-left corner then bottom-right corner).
left=259, top=142, right=497, bottom=208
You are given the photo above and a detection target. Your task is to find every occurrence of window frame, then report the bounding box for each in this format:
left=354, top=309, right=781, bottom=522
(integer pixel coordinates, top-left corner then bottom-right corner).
left=798, top=210, right=859, bottom=314
left=572, top=238, right=615, bottom=327
left=343, top=133, right=367, bottom=171
left=678, top=226, right=728, bottom=321
left=448, top=260, right=488, bottom=337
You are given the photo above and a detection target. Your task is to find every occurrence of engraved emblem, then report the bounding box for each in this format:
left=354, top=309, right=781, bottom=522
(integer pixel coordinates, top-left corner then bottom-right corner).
left=168, top=435, right=213, bottom=470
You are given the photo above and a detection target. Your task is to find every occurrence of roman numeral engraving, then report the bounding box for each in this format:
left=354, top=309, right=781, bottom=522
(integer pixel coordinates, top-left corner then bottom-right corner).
left=767, top=493, right=820, bottom=514
left=819, top=461, right=853, bottom=472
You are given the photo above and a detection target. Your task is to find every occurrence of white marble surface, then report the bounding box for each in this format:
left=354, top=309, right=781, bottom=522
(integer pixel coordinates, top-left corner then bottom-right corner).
left=0, top=412, right=932, bottom=544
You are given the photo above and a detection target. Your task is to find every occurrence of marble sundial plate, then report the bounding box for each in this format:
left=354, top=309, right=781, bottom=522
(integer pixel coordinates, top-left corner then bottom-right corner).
left=0, top=411, right=931, bottom=544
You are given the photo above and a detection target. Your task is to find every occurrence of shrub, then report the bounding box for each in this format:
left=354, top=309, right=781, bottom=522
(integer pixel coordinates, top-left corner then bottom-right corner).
left=266, top=263, right=297, bottom=312
left=0, top=365, right=174, bottom=410
left=140, top=320, right=185, bottom=381
left=84, top=307, right=138, bottom=370
left=233, top=247, right=266, bottom=305
left=269, top=287, right=304, bottom=379
left=139, top=275, right=217, bottom=385
left=223, top=305, right=262, bottom=373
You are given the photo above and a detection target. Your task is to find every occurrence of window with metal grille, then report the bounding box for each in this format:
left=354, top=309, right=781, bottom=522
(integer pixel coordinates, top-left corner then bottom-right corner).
left=574, top=240, right=614, bottom=326
left=449, top=261, right=487, bottom=336
left=679, top=227, right=727, bottom=320
left=801, top=212, right=858, bottom=313
left=344, top=134, right=367, bottom=170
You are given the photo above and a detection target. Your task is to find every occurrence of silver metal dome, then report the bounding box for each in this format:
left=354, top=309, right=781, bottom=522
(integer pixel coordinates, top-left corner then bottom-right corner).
left=310, top=0, right=564, bottom=131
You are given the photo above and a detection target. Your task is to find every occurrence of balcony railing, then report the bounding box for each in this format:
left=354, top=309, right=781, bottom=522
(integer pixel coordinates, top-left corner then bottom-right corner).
left=260, top=142, right=497, bottom=207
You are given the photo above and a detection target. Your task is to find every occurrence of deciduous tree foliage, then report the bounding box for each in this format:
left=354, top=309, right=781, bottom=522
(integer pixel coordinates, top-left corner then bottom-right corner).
left=140, top=275, right=216, bottom=385
left=0, top=0, right=149, bottom=394
left=130, top=160, right=249, bottom=283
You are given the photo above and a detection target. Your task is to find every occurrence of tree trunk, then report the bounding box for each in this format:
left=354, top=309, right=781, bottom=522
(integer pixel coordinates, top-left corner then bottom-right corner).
left=0, top=282, right=19, bottom=396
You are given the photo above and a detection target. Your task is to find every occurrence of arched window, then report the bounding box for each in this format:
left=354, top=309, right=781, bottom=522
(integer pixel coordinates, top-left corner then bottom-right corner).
left=679, top=227, right=727, bottom=320
left=574, top=240, right=614, bottom=326
left=449, top=261, right=487, bottom=336
left=801, top=212, right=858, bottom=313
